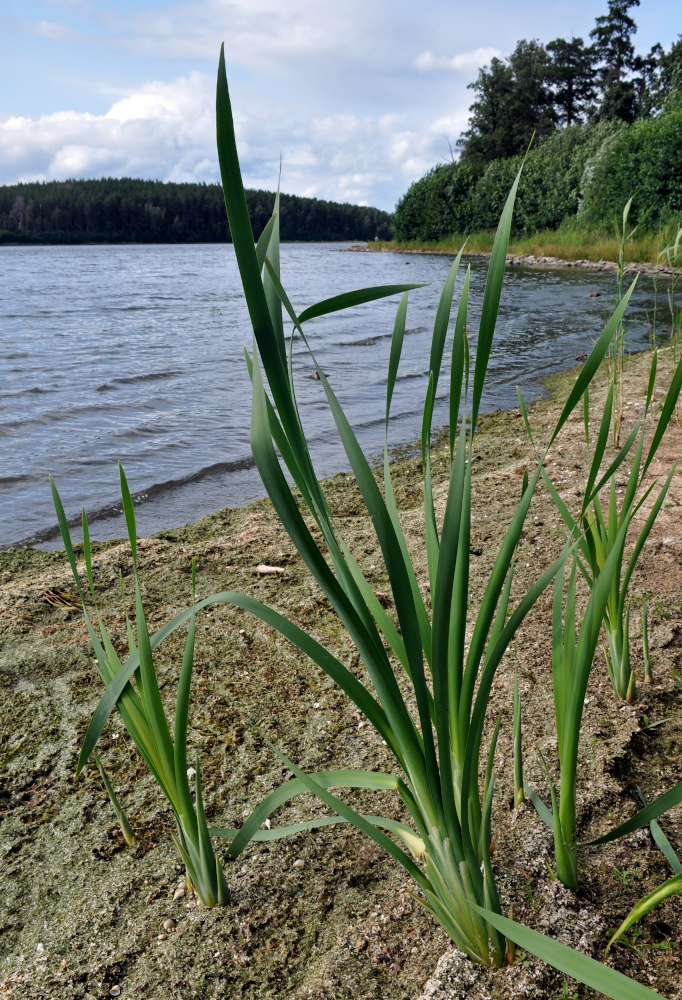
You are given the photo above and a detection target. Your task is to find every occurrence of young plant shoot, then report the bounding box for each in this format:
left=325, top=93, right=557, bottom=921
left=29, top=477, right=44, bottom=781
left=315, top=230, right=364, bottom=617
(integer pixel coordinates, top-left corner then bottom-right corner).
left=541, top=352, right=682, bottom=702
left=50, top=469, right=229, bottom=907
left=53, top=46, right=677, bottom=999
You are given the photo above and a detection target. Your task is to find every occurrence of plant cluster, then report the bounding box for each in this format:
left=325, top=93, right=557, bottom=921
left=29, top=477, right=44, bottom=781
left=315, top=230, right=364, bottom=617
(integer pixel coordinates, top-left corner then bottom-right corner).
left=50, top=49, right=682, bottom=1000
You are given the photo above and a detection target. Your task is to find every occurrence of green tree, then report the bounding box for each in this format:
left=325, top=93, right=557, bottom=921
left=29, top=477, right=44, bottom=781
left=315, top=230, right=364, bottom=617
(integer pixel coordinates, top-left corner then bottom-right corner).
left=657, top=35, right=682, bottom=109
left=458, top=57, right=516, bottom=167
left=459, top=40, right=555, bottom=168
left=590, top=0, right=640, bottom=122
left=547, top=36, right=597, bottom=125
left=632, top=43, right=663, bottom=116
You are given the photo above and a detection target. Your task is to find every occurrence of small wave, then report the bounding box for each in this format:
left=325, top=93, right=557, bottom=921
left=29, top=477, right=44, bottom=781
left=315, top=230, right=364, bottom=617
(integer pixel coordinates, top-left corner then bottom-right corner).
left=0, top=385, right=53, bottom=401
left=393, top=369, right=429, bottom=383
left=99, top=369, right=183, bottom=389
left=5, top=455, right=260, bottom=550
left=0, top=472, right=33, bottom=487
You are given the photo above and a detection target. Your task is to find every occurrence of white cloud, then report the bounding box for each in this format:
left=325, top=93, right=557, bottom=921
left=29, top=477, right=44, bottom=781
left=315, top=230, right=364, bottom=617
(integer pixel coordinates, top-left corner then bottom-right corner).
left=29, top=19, right=85, bottom=41
left=0, top=75, right=217, bottom=186
left=1, top=4, right=518, bottom=210
left=107, top=0, right=353, bottom=66
left=0, top=57, right=475, bottom=210
left=413, top=46, right=502, bottom=74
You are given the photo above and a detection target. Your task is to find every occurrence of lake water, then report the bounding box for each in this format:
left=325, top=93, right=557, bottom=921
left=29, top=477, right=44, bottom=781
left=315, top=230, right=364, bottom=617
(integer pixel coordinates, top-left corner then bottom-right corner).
left=0, top=242, right=666, bottom=550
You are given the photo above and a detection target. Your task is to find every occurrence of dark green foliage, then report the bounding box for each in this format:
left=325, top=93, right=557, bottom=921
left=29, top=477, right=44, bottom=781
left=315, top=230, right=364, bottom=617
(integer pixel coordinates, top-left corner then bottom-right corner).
left=392, top=163, right=477, bottom=242
left=590, top=0, right=641, bottom=122
left=472, top=122, right=619, bottom=235
left=398, top=1, right=682, bottom=242
left=459, top=41, right=555, bottom=169
left=457, top=58, right=516, bottom=167
left=0, top=177, right=392, bottom=245
left=395, top=0, right=682, bottom=243
left=657, top=35, right=682, bottom=109
left=547, top=36, right=598, bottom=125
left=394, top=122, right=619, bottom=240
left=632, top=43, right=664, bottom=117
left=579, top=108, right=682, bottom=227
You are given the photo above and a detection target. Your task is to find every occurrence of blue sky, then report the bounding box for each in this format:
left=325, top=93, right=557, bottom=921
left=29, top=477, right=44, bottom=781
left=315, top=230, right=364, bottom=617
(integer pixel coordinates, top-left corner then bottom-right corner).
left=1, top=1, right=679, bottom=211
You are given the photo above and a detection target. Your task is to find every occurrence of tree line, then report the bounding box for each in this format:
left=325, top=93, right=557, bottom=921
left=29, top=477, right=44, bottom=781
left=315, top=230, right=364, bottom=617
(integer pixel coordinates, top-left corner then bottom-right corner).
left=0, top=178, right=393, bottom=245
left=395, top=1, right=682, bottom=240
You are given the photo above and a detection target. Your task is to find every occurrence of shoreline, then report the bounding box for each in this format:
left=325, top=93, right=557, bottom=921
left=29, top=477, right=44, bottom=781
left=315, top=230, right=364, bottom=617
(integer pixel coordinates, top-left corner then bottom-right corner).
left=349, top=243, right=682, bottom=278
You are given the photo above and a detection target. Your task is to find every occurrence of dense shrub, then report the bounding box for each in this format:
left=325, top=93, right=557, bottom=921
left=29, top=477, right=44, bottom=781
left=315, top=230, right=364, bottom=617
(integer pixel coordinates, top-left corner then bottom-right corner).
left=579, top=108, right=682, bottom=228
left=394, top=109, right=680, bottom=241
left=393, top=163, right=477, bottom=242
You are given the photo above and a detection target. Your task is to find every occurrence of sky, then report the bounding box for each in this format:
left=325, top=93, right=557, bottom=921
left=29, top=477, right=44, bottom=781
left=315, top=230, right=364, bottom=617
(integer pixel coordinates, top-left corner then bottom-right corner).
left=1, top=1, right=680, bottom=212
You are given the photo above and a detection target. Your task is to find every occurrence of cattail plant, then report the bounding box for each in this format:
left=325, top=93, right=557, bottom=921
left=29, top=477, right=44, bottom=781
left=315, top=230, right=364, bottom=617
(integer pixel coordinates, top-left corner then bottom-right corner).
left=56, top=45, right=675, bottom=997
left=51, top=469, right=229, bottom=907
left=213, top=46, right=669, bottom=992
left=542, top=354, right=681, bottom=702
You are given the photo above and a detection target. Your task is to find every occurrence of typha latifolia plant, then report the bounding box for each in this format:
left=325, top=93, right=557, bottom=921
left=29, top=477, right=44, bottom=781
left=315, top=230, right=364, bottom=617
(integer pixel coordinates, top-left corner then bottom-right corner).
left=540, top=351, right=682, bottom=702
left=213, top=46, right=671, bottom=994
left=49, top=46, right=676, bottom=996
left=524, top=341, right=680, bottom=887
left=50, top=469, right=229, bottom=907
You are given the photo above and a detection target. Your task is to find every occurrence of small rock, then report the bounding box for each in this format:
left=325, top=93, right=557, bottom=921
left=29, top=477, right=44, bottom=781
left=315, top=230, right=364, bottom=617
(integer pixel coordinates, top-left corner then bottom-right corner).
left=251, top=564, right=285, bottom=576
left=293, top=858, right=305, bottom=869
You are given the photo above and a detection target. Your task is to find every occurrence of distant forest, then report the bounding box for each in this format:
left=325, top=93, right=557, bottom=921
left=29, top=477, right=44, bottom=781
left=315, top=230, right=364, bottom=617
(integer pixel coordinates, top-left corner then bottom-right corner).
left=0, top=178, right=393, bottom=245
left=395, top=1, right=682, bottom=240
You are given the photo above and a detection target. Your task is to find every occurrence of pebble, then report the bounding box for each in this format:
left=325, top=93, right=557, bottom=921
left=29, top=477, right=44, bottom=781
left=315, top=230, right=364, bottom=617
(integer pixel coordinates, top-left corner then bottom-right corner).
left=110, top=987, right=121, bottom=997
left=293, top=858, right=305, bottom=869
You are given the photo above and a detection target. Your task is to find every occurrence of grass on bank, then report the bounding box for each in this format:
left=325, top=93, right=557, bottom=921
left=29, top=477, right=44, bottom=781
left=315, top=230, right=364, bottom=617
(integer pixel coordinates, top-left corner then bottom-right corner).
left=373, top=221, right=682, bottom=268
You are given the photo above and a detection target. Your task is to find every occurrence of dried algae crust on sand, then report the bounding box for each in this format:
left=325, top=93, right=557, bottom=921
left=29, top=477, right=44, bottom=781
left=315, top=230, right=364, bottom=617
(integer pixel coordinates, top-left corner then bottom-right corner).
left=0, top=350, right=681, bottom=999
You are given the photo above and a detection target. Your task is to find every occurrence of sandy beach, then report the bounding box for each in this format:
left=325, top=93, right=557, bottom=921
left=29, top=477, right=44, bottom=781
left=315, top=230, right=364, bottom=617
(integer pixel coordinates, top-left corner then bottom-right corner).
left=1, top=348, right=681, bottom=1000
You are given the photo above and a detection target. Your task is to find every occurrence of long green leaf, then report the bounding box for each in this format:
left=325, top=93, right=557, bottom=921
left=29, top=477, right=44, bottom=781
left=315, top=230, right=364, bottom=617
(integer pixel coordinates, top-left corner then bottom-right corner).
left=607, top=872, right=682, bottom=952
left=642, top=350, right=682, bottom=477
left=297, top=284, right=424, bottom=324
left=586, top=780, right=682, bottom=846
left=211, top=814, right=424, bottom=854
left=471, top=164, right=522, bottom=428
left=474, top=905, right=667, bottom=999
left=549, top=279, right=637, bottom=448
left=260, top=737, right=430, bottom=890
